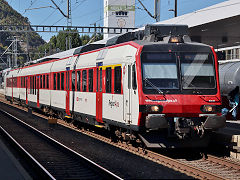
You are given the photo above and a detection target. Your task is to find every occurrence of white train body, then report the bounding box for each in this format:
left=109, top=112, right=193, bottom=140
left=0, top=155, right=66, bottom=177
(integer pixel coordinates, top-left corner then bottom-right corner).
left=5, top=25, right=226, bottom=148
left=5, top=42, right=140, bottom=129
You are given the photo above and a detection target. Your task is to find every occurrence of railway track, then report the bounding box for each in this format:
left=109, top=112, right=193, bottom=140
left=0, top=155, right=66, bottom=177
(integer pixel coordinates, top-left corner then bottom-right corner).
left=0, top=94, right=240, bottom=179
left=0, top=107, right=121, bottom=180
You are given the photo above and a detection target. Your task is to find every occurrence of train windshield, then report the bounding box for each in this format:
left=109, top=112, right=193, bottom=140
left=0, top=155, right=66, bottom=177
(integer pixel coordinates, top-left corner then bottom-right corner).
left=180, top=53, right=216, bottom=89
left=141, top=52, right=179, bottom=94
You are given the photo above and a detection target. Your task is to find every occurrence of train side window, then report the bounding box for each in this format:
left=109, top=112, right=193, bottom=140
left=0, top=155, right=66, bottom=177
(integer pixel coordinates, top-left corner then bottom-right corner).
left=46, top=75, right=49, bottom=89
left=72, top=71, right=75, bottom=91
left=43, top=75, right=45, bottom=89
left=128, top=65, right=131, bottom=89
left=100, top=68, right=102, bottom=92
left=32, top=76, right=34, bottom=94
left=30, top=77, right=32, bottom=94
left=54, top=73, right=56, bottom=90
left=57, top=73, right=60, bottom=90
left=31, top=76, right=34, bottom=94
left=106, top=67, right=112, bottom=93
left=89, top=69, right=93, bottom=92
left=132, top=64, right=137, bottom=90
left=114, top=66, right=122, bottom=94
left=61, top=72, right=64, bottom=90
left=34, top=76, right=36, bottom=95
left=77, top=71, right=81, bottom=91
left=40, top=75, right=42, bottom=89
left=82, top=70, right=87, bottom=92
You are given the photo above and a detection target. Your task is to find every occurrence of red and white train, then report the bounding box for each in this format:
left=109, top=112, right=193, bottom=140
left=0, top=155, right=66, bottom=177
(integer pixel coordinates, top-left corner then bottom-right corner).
left=4, top=25, right=225, bottom=148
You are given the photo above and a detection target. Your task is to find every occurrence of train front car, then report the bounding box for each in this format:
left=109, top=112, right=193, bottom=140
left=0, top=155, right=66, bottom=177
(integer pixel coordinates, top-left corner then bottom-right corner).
left=136, top=26, right=226, bottom=148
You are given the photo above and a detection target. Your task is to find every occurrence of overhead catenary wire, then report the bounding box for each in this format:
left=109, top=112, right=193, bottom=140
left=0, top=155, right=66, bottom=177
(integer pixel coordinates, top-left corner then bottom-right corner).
left=51, top=0, right=87, bottom=26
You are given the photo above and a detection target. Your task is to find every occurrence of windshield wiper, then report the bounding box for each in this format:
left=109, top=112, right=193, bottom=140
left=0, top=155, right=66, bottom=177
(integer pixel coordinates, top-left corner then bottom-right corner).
left=144, top=78, right=164, bottom=94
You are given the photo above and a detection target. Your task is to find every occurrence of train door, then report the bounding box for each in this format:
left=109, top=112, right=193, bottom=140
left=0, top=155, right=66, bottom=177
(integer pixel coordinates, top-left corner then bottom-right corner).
left=124, top=64, right=132, bottom=124
left=25, top=77, right=28, bottom=104
left=37, top=76, right=40, bottom=107
left=66, top=71, right=70, bottom=115
left=124, top=62, right=138, bottom=125
left=96, top=67, right=103, bottom=122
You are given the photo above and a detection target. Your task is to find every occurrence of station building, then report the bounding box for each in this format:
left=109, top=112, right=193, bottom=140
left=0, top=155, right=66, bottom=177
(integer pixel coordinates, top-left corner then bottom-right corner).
left=157, top=0, right=240, bottom=62
left=103, top=0, right=135, bottom=39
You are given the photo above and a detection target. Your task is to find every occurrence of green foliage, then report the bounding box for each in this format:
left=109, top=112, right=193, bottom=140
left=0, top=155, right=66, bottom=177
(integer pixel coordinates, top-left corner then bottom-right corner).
left=36, top=31, right=103, bottom=59
left=0, top=0, right=45, bottom=69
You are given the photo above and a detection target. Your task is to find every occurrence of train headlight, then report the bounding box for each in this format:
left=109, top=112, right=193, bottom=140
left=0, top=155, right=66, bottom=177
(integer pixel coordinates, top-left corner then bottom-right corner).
left=169, top=36, right=183, bottom=43
left=150, top=106, right=159, bottom=112
left=139, top=105, right=163, bottom=113
left=201, top=105, right=215, bottom=113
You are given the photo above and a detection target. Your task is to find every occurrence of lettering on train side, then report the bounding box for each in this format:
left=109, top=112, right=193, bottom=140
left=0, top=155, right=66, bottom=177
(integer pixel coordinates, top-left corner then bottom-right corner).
left=109, top=100, right=120, bottom=108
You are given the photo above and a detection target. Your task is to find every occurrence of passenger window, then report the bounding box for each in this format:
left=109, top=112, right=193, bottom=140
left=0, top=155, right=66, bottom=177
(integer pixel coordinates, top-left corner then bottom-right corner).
left=34, top=76, right=36, bottom=95
left=114, top=66, right=122, bottom=94
left=61, top=72, right=64, bottom=90
left=43, top=75, right=45, bottom=89
left=82, top=70, right=87, bottom=92
left=106, top=67, right=112, bottom=93
left=89, top=69, right=93, bottom=92
left=72, top=71, right=75, bottom=91
left=46, top=75, right=49, bottom=89
left=57, top=73, right=60, bottom=90
left=54, top=73, right=56, bottom=90
left=40, top=75, right=42, bottom=89
left=77, top=71, right=81, bottom=91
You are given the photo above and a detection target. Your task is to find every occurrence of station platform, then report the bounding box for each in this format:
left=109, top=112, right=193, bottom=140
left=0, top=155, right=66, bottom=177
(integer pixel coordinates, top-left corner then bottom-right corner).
left=212, top=120, right=240, bottom=160
left=0, top=138, right=31, bottom=179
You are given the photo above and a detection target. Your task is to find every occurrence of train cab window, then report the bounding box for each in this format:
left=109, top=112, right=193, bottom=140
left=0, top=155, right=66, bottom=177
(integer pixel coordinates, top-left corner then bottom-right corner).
left=54, top=73, right=56, bottom=90
left=72, top=71, right=75, bottom=91
left=43, top=75, right=45, bottom=89
left=82, top=70, right=87, bottom=92
left=141, top=52, right=179, bottom=94
left=114, top=66, right=122, bottom=94
left=88, top=69, right=93, bottom=92
left=180, top=53, right=216, bottom=89
left=57, top=73, right=60, bottom=90
left=61, top=72, right=64, bottom=90
left=46, top=75, right=49, bottom=89
left=77, top=71, right=81, bottom=91
left=132, top=64, right=137, bottom=90
left=106, top=67, right=112, bottom=93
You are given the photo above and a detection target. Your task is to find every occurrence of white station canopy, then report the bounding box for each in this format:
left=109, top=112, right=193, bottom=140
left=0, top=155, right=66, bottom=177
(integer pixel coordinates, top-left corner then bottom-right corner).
left=157, top=0, right=240, bottom=49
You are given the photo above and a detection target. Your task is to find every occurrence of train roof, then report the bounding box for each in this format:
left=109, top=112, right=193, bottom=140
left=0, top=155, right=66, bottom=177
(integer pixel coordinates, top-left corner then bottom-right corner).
left=7, top=24, right=210, bottom=73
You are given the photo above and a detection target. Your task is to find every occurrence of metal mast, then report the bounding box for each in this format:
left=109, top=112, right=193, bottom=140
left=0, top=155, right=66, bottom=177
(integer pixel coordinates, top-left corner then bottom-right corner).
left=67, top=0, right=72, bottom=49
left=175, top=0, right=177, bottom=17
left=154, top=0, right=161, bottom=22
left=67, top=0, right=72, bottom=27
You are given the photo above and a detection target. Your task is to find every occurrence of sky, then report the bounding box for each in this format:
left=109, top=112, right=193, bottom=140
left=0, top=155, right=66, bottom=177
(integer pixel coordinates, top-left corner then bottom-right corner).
left=6, top=0, right=227, bottom=41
